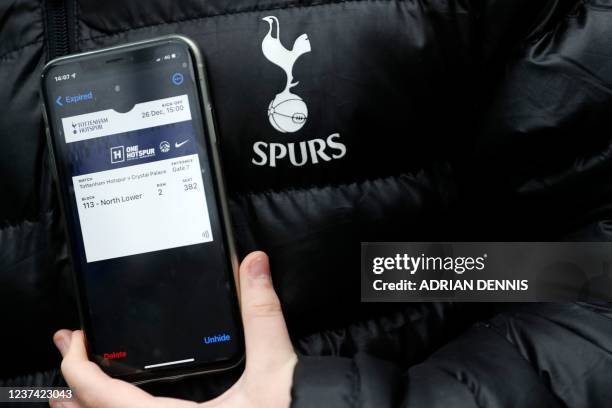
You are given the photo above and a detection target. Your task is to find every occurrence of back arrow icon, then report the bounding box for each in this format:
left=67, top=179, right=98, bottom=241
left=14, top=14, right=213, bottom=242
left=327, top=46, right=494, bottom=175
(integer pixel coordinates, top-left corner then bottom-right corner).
left=56, top=96, right=63, bottom=107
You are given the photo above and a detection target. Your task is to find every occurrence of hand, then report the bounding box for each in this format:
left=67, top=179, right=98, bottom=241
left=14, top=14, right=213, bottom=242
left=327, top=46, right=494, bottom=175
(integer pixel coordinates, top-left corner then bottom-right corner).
left=51, top=251, right=297, bottom=408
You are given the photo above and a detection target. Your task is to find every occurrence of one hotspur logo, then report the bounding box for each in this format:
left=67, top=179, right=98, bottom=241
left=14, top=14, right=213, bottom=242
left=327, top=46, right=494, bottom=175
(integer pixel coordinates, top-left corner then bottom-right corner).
left=262, top=16, right=311, bottom=133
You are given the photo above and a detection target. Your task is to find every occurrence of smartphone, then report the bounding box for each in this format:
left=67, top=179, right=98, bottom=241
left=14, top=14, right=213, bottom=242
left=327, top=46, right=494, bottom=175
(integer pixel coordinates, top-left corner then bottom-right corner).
left=41, top=36, right=244, bottom=384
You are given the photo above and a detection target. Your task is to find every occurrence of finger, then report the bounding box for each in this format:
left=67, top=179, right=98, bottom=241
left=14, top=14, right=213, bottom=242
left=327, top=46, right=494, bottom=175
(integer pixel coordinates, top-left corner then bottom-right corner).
left=53, top=330, right=74, bottom=358
left=59, top=330, right=163, bottom=408
left=49, top=400, right=81, bottom=408
left=239, top=252, right=294, bottom=371
left=51, top=331, right=82, bottom=408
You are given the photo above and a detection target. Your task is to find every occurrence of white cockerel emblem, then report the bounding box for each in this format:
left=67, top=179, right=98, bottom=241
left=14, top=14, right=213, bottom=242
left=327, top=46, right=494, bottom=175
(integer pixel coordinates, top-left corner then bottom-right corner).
left=262, top=16, right=311, bottom=133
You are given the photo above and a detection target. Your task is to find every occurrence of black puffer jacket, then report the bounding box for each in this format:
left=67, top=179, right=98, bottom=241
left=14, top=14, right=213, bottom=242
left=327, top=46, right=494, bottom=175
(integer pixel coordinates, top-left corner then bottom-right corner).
left=1, top=0, right=612, bottom=406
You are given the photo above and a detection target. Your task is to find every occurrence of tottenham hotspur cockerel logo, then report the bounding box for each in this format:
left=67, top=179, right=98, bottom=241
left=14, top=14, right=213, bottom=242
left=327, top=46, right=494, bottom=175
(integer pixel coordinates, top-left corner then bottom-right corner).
left=262, top=16, right=311, bottom=133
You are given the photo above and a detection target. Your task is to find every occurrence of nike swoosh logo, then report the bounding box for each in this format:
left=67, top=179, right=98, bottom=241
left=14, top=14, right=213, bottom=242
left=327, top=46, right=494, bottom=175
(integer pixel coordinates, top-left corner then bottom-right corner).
left=175, top=140, right=189, bottom=148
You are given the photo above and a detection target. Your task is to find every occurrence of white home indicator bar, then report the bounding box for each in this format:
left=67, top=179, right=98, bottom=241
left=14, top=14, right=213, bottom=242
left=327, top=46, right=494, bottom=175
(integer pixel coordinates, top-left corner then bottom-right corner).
left=144, top=357, right=195, bottom=369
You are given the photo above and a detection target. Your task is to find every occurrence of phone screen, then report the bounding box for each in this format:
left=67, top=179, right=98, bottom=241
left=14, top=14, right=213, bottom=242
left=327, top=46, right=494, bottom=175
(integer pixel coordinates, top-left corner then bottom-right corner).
left=42, top=38, right=243, bottom=382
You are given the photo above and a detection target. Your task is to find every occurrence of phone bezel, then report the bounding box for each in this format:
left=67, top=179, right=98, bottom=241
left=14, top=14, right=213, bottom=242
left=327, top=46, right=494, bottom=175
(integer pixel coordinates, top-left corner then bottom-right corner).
left=40, top=35, right=244, bottom=385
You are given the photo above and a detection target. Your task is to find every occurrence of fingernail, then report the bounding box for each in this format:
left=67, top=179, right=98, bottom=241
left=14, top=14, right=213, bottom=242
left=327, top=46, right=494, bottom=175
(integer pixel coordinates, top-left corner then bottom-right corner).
left=248, top=255, right=270, bottom=282
left=53, top=334, right=68, bottom=355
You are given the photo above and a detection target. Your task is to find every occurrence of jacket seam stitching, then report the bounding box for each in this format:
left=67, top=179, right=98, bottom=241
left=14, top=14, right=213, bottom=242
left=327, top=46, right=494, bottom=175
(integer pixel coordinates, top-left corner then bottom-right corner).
left=231, top=177, right=395, bottom=201
left=1, top=168, right=441, bottom=227
left=229, top=168, right=448, bottom=201
left=76, top=0, right=408, bottom=44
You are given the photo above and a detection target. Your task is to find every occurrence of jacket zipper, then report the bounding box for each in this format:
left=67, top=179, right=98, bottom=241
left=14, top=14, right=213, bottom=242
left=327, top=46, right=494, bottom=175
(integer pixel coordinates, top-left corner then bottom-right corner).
left=45, top=0, right=77, bottom=59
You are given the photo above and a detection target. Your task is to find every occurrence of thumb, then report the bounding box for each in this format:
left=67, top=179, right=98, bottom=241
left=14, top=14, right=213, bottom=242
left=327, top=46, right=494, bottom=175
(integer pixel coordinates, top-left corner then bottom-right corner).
left=239, top=251, right=294, bottom=372
left=53, top=329, right=74, bottom=358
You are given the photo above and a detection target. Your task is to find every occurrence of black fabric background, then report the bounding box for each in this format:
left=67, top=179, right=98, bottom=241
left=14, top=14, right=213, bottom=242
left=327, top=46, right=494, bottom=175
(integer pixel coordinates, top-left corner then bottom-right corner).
left=1, top=0, right=612, bottom=406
